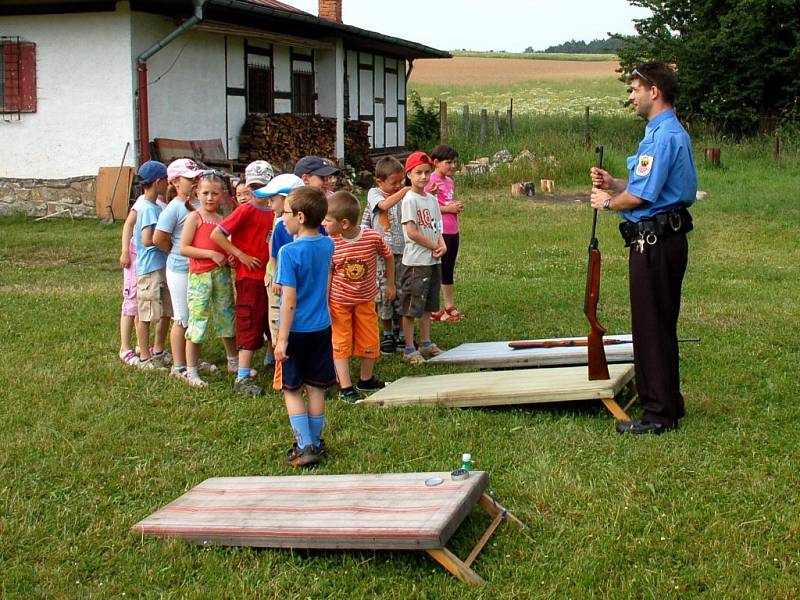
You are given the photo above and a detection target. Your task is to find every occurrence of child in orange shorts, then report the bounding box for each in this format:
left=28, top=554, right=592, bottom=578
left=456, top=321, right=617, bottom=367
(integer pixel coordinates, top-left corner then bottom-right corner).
left=323, top=191, right=394, bottom=402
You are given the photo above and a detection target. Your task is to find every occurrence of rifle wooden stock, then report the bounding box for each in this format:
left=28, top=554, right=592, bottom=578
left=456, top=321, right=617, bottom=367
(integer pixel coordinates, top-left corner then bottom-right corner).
left=586, top=145, right=610, bottom=381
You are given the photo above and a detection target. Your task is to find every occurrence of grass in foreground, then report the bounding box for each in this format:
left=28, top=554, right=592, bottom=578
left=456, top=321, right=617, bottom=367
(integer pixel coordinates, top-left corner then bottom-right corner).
left=1, top=152, right=799, bottom=597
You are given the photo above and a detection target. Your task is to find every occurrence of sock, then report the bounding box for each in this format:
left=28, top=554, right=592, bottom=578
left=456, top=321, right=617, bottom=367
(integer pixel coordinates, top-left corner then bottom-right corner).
left=420, top=340, right=432, bottom=348
left=237, top=367, right=251, bottom=381
left=289, top=413, right=312, bottom=449
left=173, top=364, right=186, bottom=371
left=382, top=331, right=393, bottom=338
left=227, top=356, right=238, bottom=369
left=186, top=366, right=199, bottom=378
left=309, top=414, right=325, bottom=446
left=404, top=346, right=416, bottom=354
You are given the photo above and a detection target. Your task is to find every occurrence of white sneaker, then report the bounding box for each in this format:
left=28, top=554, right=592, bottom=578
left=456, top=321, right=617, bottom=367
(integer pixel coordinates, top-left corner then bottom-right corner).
left=198, top=359, right=218, bottom=374
left=184, top=371, right=208, bottom=388
left=170, top=366, right=188, bottom=381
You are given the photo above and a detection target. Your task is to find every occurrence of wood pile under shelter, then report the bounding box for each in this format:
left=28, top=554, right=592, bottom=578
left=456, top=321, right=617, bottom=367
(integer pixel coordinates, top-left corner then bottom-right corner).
left=238, top=114, right=372, bottom=172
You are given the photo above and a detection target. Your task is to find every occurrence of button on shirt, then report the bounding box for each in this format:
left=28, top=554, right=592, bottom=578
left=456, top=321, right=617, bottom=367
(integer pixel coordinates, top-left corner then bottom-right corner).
left=622, top=109, right=698, bottom=223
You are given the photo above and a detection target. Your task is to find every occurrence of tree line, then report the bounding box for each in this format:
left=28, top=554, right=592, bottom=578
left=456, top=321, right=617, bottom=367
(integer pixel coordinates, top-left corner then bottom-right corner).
left=524, top=38, right=625, bottom=55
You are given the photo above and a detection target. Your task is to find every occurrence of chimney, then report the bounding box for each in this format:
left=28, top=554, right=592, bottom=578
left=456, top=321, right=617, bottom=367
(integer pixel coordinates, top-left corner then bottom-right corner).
left=319, top=0, right=342, bottom=23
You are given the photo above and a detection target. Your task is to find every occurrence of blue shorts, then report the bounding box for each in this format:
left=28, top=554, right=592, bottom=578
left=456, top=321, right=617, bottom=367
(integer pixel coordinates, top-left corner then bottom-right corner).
left=278, top=327, right=337, bottom=391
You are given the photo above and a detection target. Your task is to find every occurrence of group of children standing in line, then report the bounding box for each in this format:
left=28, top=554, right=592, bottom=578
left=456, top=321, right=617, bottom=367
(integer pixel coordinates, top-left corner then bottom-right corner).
left=118, top=146, right=464, bottom=466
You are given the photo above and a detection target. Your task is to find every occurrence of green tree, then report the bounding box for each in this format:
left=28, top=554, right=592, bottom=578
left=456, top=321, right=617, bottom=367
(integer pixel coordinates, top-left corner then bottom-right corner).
left=615, top=0, right=800, bottom=135
left=406, top=90, right=440, bottom=151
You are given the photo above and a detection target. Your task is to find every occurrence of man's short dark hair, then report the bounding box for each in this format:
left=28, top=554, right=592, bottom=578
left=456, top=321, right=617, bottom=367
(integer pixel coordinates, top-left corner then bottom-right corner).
left=375, top=156, right=404, bottom=181
left=628, top=61, right=678, bottom=105
left=287, top=186, right=327, bottom=229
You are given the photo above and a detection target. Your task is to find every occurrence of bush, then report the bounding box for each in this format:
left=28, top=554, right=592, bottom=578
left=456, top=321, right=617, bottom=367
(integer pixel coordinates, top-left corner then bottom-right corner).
left=406, top=90, right=440, bottom=151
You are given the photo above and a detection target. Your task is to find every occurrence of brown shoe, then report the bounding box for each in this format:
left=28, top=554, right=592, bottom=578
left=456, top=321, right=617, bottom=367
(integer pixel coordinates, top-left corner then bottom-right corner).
left=285, top=444, right=322, bottom=467
left=419, top=343, right=442, bottom=359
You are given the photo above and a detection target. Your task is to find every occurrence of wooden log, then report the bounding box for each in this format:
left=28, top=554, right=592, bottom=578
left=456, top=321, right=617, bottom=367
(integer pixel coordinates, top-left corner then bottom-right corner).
left=479, top=109, right=487, bottom=146
left=583, top=106, right=591, bottom=147
left=511, top=182, right=535, bottom=197
left=463, top=105, right=470, bottom=138
left=493, top=110, right=500, bottom=138
left=540, top=179, right=555, bottom=193
left=507, top=98, right=513, bottom=134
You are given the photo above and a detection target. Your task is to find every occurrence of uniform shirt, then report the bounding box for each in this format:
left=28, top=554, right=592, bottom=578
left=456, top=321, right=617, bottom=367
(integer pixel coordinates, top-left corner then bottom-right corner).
left=329, top=227, right=391, bottom=306
left=218, top=200, right=274, bottom=281
left=156, top=198, right=195, bottom=273
left=134, top=199, right=167, bottom=276
left=275, top=234, right=334, bottom=333
left=425, top=172, right=458, bottom=234
left=401, top=190, right=443, bottom=266
left=623, top=108, right=698, bottom=223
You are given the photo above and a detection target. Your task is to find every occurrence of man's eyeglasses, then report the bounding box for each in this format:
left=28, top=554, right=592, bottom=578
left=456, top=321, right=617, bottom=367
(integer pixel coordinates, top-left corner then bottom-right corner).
left=282, top=210, right=294, bottom=215
left=630, top=68, right=655, bottom=88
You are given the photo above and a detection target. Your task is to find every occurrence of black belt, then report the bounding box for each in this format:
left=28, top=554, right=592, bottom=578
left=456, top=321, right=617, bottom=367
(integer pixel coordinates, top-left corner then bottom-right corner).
left=619, top=207, right=693, bottom=247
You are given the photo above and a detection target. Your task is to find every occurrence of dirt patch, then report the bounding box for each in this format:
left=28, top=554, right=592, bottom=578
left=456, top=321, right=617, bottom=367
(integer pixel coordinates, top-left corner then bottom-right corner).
left=410, top=57, right=619, bottom=86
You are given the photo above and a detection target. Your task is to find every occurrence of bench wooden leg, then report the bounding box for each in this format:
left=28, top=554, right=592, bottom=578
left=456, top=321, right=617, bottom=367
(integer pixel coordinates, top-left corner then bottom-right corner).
left=623, top=379, right=639, bottom=413
left=426, top=547, right=486, bottom=586
left=601, top=397, right=630, bottom=421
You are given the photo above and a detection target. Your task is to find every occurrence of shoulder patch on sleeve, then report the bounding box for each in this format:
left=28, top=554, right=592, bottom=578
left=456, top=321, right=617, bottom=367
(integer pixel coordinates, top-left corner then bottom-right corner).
left=636, top=154, right=654, bottom=177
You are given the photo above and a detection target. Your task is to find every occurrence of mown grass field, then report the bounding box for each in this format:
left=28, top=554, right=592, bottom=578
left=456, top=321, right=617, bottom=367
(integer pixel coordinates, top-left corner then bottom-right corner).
left=1, top=136, right=799, bottom=597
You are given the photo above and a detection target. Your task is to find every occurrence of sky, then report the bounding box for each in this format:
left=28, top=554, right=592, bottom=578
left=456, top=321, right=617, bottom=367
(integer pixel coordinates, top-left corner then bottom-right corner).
left=283, top=0, right=651, bottom=52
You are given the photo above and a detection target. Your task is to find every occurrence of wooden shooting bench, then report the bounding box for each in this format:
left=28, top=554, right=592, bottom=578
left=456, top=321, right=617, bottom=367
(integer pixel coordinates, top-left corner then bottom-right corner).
left=427, top=334, right=633, bottom=369
left=131, top=472, right=523, bottom=586
left=360, top=363, right=636, bottom=421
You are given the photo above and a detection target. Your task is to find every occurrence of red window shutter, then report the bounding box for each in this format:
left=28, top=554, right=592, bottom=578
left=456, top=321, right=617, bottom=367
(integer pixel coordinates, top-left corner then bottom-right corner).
left=19, top=42, right=36, bottom=112
left=2, top=41, right=36, bottom=113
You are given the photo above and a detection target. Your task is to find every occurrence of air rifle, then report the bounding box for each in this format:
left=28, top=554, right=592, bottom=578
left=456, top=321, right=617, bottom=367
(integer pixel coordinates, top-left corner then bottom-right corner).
left=586, top=145, right=610, bottom=380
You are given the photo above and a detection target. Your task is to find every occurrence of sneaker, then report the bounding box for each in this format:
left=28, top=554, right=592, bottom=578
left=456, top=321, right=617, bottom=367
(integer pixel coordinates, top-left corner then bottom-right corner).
left=380, top=334, right=396, bottom=355
left=317, top=438, right=327, bottom=456
left=402, top=350, right=426, bottom=364
left=394, top=331, right=405, bottom=351
left=198, top=359, right=218, bottom=374
left=119, top=350, right=140, bottom=367
left=355, top=376, right=386, bottom=393
left=150, top=349, right=172, bottom=366
left=227, top=362, right=258, bottom=378
left=139, top=357, right=168, bottom=371
left=339, top=387, right=362, bottom=403
left=264, top=354, right=275, bottom=367
left=184, top=371, right=208, bottom=388
left=234, top=376, right=263, bottom=396
left=285, top=443, right=322, bottom=467
left=419, top=343, right=442, bottom=359
left=170, top=366, right=188, bottom=381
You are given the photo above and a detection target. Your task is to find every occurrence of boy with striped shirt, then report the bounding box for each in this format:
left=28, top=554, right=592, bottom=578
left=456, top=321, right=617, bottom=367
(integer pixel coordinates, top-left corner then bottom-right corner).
left=323, top=191, right=394, bottom=402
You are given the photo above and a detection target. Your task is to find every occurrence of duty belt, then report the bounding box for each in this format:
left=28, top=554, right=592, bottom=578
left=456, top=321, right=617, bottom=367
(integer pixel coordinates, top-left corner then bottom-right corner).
left=619, top=207, right=693, bottom=249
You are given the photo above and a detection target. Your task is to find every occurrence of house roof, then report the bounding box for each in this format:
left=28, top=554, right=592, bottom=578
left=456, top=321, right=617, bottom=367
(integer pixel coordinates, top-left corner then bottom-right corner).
left=1, top=0, right=450, bottom=60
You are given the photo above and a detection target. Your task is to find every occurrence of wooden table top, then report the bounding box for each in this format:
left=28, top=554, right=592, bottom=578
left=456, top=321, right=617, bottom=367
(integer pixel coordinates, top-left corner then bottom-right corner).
left=132, top=471, right=489, bottom=550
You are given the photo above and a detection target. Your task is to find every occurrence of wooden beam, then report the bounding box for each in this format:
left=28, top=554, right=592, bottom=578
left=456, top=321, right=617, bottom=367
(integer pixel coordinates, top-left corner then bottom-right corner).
left=425, top=547, right=486, bottom=586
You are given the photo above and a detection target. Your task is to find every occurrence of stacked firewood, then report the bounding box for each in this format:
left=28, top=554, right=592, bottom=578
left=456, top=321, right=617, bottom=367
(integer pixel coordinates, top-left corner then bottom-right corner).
left=238, top=114, right=372, bottom=172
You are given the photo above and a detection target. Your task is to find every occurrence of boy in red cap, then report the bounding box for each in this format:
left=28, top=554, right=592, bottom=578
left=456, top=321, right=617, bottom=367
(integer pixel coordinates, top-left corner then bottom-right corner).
left=399, top=151, right=447, bottom=364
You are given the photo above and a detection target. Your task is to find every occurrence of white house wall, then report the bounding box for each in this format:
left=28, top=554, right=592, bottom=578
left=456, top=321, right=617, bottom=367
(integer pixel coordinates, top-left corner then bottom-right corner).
left=272, top=45, right=291, bottom=113
left=0, top=9, right=135, bottom=179
left=130, top=12, right=228, bottom=157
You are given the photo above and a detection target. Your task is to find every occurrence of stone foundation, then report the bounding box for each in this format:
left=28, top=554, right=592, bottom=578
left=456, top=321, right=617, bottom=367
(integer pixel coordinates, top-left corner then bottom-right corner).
left=0, top=176, right=97, bottom=218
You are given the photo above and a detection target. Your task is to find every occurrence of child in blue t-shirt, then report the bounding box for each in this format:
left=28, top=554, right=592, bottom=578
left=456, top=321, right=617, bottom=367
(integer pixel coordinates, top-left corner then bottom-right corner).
left=273, top=187, right=336, bottom=467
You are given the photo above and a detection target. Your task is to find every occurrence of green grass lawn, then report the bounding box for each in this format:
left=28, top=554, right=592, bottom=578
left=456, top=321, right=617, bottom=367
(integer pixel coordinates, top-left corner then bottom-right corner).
left=1, top=152, right=799, bottom=598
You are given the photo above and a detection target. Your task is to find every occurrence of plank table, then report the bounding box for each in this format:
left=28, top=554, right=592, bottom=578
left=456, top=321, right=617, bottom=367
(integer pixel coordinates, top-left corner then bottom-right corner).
left=360, top=363, right=636, bottom=420
left=427, top=334, right=633, bottom=369
left=132, top=471, right=523, bottom=585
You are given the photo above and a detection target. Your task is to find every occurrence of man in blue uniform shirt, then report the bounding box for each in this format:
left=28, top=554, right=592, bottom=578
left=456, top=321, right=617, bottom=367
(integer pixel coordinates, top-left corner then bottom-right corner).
left=590, top=61, right=697, bottom=435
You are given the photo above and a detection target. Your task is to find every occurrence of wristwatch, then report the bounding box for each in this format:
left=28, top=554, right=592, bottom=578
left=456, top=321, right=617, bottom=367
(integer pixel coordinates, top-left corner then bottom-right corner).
left=603, top=198, right=611, bottom=210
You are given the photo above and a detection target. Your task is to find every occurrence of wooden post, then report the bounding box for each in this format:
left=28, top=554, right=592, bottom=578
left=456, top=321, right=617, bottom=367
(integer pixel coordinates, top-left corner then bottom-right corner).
left=479, top=109, right=487, bottom=146
left=507, top=98, right=513, bottom=134
left=439, top=100, right=447, bottom=143
left=493, top=110, right=500, bottom=138
left=463, top=105, right=470, bottom=139
left=583, top=106, right=591, bottom=147
left=774, top=134, right=781, bottom=165
left=704, top=147, right=721, bottom=167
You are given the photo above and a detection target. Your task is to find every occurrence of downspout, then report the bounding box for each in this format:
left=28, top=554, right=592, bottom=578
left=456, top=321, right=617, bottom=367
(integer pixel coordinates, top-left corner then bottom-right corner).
left=405, top=58, right=414, bottom=83
left=135, top=0, right=206, bottom=163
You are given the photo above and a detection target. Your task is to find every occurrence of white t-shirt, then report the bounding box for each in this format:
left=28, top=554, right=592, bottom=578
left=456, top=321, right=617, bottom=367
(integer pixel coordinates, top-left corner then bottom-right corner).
left=400, top=190, right=443, bottom=266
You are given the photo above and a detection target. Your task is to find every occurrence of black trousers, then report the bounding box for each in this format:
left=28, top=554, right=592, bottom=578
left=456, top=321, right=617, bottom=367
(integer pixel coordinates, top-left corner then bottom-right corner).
left=629, top=232, right=688, bottom=426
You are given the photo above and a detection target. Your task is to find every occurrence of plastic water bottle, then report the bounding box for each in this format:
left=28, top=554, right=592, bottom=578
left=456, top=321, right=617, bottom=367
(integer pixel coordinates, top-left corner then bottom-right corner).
left=461, top=453, right=473, bottom=471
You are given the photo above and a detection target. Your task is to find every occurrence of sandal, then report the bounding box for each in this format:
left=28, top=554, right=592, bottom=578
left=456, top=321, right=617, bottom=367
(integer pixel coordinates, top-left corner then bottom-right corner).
left=119, top=350, right=140, bottom=366
left=430, top=310, right=445, bottom=322
left=444, top=306, right=465, bottom=322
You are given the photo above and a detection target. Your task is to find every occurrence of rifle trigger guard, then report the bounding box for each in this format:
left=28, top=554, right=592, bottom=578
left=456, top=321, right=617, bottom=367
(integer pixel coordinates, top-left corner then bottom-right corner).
left=646, top=233, right=658, bottom=245
left=668, top=211, right=682, bottom=232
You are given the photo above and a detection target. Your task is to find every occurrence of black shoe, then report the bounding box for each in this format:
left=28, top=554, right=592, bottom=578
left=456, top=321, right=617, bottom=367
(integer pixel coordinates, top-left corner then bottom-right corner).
left=339, top=387, right=362, bottom=403
left=355, top=376, right=386, bottom=393
left=285, top=443, right=322, bottom=467
left=616, top=418, right=677, bottom=435
left=380, top=334, right=396, bottom=355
